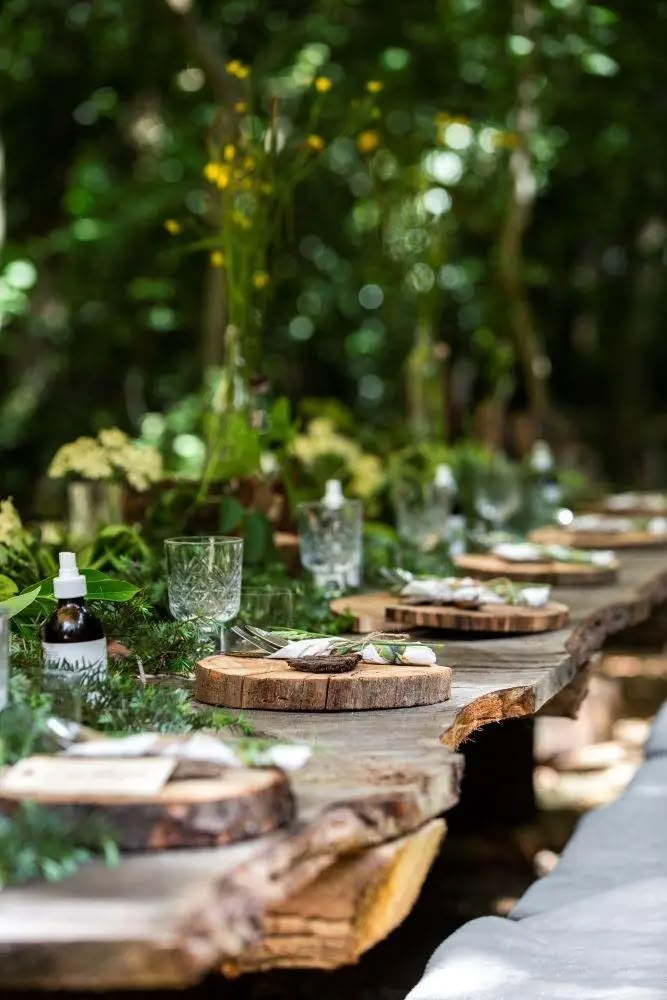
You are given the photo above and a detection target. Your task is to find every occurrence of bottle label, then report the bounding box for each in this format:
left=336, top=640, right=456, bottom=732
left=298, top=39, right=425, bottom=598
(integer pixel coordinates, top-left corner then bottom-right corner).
left=42, top=639, right=108, bottom=682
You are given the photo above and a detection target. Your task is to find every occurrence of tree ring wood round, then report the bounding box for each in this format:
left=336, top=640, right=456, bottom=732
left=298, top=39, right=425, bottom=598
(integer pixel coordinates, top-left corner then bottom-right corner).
left=195, top=654, right=452, bottom=711
left=331, top=592, right=569, bottom=634
left=0, top=766, right=294, bottom=851
left=385, top=598, right=569, bottom=633
left=530, top=526, right=667, bottom=549
left=454, top=552, right=618, bottom=586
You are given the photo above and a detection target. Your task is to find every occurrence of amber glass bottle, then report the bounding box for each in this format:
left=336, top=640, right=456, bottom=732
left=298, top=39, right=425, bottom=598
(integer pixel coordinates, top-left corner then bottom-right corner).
left=41, top=552, right=107, bottom=681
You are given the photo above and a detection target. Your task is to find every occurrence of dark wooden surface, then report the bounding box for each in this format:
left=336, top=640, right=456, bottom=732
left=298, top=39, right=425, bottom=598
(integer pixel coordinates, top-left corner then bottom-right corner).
left=0, top=549, right=665, bottom=990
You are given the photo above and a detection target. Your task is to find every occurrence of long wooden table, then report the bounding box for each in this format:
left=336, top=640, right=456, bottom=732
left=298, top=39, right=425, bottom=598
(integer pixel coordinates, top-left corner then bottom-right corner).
left=0, top=550, right=666, bottom=990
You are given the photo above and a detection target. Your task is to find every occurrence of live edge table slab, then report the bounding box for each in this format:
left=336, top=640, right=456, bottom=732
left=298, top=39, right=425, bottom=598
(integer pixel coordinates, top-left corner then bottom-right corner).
left=0, top=550, right=666, bottom=991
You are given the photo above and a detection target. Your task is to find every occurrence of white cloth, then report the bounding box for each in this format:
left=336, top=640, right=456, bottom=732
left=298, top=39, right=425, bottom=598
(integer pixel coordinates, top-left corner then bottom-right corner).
left=400, top=576, right=551, bottom=609
left=493, top=541, right=617, bottom=567
left=269, top=636, right=438, bottom=666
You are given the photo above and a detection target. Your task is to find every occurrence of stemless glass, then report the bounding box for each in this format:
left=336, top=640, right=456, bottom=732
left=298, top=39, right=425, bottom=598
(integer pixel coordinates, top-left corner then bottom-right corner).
left=165, top=536, right=243, bottom=649
left=393, top=481, right=452, bottom=553
left=222, top=587, right=294, bottom=655
left=297, top=499, right=363, bottom=595
left=473, top=455, right=521, bottom=531
left=238, top=587, right=294, bottom=628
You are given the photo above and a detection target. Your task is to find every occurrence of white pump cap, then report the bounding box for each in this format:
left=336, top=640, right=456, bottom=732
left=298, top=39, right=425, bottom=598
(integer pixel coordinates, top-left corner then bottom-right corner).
left=434, top=463, right=456, bottom=490
left=53, top=551, right=87, bottom=599
left=531, top=439, right=554, bottom=472
left=323, top=479, right=344, bottom=508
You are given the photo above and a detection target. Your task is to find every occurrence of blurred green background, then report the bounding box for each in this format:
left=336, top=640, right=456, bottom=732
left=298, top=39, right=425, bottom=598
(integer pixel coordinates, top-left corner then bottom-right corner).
left=1, top=0, right=666, bottom=506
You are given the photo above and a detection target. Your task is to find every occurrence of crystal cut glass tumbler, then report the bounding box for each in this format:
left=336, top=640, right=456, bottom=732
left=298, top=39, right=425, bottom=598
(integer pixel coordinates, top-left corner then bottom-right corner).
left=165, top=537, right=243, bottom=646
left=297, top=499, right=363, bottom=595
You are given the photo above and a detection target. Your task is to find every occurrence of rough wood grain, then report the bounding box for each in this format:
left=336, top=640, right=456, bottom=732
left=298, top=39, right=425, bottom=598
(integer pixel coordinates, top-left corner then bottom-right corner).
left=1, top=550, right=666, bottom=990
left=223, top=818, right=446, bottom=974
left=0, top=745, right=462, bottom=990
left=332, top=591, right=569, bottom=634
left=531, top=525, right=667, bottom=549
left=0, top=766, right=293, bottom=851
left=455, top=551, right=619, bottom=586
left=195, top=654, right=452, bottom=711
left=386, top=598, right=569, bottom=634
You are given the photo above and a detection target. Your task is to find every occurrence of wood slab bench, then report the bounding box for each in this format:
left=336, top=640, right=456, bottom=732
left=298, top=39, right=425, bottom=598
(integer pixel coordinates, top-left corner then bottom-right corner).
left=0, top=550, right=665, bottom=989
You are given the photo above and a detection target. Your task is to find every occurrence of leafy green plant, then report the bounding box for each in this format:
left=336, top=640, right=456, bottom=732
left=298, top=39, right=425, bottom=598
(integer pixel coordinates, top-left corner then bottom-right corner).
left=0, top=568, right=138, bottom=621
left=0, top=803, right=119, bottom=889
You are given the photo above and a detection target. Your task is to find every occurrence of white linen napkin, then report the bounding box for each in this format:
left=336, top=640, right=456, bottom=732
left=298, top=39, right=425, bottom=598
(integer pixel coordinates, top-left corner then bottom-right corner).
left=400, top=576, right=551, bottom=609
left=269, top=636, right=438, bottom=666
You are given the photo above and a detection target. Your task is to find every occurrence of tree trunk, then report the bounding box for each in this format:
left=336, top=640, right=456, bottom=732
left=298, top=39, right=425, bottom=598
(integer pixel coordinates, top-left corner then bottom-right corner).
left=498, top=0, right=550, bottom=433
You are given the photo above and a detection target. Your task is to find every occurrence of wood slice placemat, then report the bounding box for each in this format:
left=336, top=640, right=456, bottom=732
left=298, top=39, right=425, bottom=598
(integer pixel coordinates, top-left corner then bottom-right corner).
left=195, top=654, right=452, bottom=711
left=331, top=592, right=569, bottom=635
left=0, top=760, right=293, bottom=851
left=454, top=552, right=618, bottom=586
left=530, top=526, right=667, bottom=550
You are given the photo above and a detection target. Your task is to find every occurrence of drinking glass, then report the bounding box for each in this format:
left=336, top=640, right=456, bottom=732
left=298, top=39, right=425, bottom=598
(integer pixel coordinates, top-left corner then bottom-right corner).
left=222, top=587, right=294, bottom=655
left=238, top=587, right=294, bottom=628
left=0, top=610, right=8, bottom=711
left=297, top=499, right=363, bottom=595
left=393, top=481, right=453, bottom=553
left=473, top=455, right=521, bottom=530
left=165, top=536, right=243, bottom=649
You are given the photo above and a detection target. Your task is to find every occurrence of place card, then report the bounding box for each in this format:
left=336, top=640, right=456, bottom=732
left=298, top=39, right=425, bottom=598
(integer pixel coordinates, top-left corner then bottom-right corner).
left=0, top=755, right=176, bottom=800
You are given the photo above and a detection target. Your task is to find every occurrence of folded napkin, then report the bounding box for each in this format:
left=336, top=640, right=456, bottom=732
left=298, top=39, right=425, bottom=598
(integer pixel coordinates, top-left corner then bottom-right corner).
left=269, top=635, right=438, bottom=666
left=570, top=514, right=667, bottom=536
left=400, top=576, right=550, bottom=609
left=493, top=541, right=617, bottom=567
left=605, top=492, right=667, bottom=513
left=65, top=731, right=311, bottom=771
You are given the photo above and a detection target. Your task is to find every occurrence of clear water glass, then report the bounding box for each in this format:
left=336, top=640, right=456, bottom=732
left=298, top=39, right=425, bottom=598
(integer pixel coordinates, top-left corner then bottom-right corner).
left=165, top=536, right=243, bottom=648
left=0, top=610, right=8, bottom=711
left=393, top=480, right=453, bottom=553
left=238, top=587, right=293, bottom=628
left=297, top=499, right=363, bottom=595
left=473, top=455, right=522, bottom=530
left=222, top=587, right=294, bottom=656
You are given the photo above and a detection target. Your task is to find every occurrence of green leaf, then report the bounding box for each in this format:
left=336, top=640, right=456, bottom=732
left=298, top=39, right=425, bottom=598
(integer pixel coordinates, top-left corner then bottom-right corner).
left=218, top=496, right=245, bottom=533
left=82, top=570, right=139, bottom=602
left=0, top=583, right=42, bottom=619
left=243, top=511, right=274, bottom=564
left=0, top=575, right=18, bottom=602
left=29, top=569, right=138, bottom=605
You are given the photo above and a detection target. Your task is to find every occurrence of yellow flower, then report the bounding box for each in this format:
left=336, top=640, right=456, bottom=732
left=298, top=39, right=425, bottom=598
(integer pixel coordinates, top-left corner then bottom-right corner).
left=164, top=219, right=181, bottom=235
left=210, top=250, right=226, bottom=268
left=214, top=165, right=231, bottom=189
left=203, top=162, right=220, bottom=182
left=366, top=80, right=384, bottom=94
left=306, top=134, right=325, bottom=152
left=234, top=100, right=247, bottom=113
left=99, top=428, right=130, bottom=451
left=357, top=129, right=380, bottom=153
left=0, top=497, right=23, bottom=547
left=223, top=144, right=236, bottom=162
left=231, top=210, right=251, bottom=230
left=226, top=59, right=249, bottom=79
left=252, top=270, right=270, bottom=289
left=314, top=76, right=333, bottom=93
